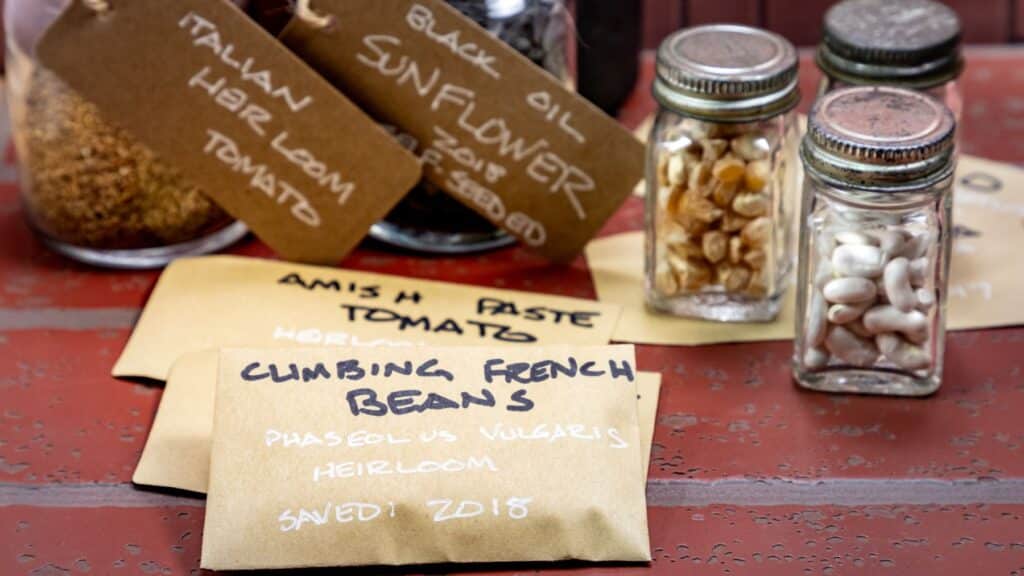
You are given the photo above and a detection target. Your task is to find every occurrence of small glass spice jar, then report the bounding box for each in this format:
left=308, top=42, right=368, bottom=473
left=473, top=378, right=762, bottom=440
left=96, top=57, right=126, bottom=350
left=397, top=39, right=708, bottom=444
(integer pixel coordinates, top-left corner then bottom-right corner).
left=646, top=24, right=800, bottom=322
left=816, top=0, right=963, bottom=122
left=794, top=86, right=956, bottom=396
left=369, top=0, right=572, bottom=254
left=5, top=0, right=248, bottom=268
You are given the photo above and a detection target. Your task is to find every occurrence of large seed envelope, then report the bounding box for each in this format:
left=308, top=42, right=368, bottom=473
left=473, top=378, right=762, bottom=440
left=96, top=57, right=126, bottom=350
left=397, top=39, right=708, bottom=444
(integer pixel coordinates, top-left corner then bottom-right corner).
left=131, top=347, right=661, bottom=495
left=201, top=346, right=650, bottom=570
left=112, top=255, right=621, bottom=381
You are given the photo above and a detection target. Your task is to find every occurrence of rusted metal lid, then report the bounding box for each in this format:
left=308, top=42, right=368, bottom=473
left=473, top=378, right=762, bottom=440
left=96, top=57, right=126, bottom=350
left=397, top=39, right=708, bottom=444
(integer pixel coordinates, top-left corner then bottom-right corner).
left=653, top=24, right=799, bottom=122
left=818, top=0, right=962, bottom=89
left=802, top=86, right=956, bottom=191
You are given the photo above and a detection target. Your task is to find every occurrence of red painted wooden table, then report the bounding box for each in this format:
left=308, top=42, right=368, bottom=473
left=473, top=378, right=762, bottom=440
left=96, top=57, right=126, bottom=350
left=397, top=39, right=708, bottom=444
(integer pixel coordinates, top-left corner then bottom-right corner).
left=3, top=49, right=1024, bottom=575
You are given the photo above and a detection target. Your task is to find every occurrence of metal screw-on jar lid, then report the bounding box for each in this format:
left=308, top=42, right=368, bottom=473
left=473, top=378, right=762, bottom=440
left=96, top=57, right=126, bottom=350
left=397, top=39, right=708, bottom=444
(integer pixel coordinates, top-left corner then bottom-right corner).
left=801, top=86, right=956, bottom=191
left=654, top=24, right=799, bottom=122
left=818, top=0, right=962, bottom=89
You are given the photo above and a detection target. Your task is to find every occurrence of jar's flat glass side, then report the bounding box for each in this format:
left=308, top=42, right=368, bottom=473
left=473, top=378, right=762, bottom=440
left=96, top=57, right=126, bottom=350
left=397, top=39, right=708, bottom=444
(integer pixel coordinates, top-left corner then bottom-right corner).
left=645, top=109, right=795, bottom=322
left=793, top=175, right=952, bottom=396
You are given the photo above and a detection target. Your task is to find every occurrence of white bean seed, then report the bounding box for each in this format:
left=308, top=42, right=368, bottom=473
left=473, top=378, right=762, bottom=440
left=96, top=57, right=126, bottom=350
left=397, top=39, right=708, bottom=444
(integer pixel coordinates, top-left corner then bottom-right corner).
left=899, top=232, right=932, bottom=260
left=876, top=333, right=931, bottom=371
left=862, top=305, right=929, bottom=338
left=836, top=231, right=877, bottom=246
left=883, top=257, right=917, bottom=312
left=825, top=325, right=879, bottom=367
left=827, top=301, right=872, bottom=324
left=832, top=244, right=886, bottom=278
left=823, top=277, right=877, bottom=304
left=874, top=229, right=907, bottom=256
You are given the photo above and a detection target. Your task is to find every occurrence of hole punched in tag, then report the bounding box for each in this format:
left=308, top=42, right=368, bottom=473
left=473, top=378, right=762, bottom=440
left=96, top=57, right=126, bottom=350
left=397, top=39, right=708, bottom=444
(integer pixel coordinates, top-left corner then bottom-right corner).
left=82, top=0, right=112, bottom=14
left=294, top=0, right=337, bottom=32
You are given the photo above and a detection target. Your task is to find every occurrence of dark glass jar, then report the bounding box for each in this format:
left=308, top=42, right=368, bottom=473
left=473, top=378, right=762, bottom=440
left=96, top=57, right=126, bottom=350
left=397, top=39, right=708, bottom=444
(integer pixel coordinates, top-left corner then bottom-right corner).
left=795, top=86, right=956, bottom=396
left=369, top=0, right=572, bottom=254
left=5, top=0, right=247, bottom=268
left=816, top=0, right=963, bottom=122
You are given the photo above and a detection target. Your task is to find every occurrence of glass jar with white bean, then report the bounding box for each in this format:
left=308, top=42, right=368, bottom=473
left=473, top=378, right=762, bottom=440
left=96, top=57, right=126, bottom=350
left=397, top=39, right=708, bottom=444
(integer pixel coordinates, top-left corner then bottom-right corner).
left=795, top=86, right=956, bottom=396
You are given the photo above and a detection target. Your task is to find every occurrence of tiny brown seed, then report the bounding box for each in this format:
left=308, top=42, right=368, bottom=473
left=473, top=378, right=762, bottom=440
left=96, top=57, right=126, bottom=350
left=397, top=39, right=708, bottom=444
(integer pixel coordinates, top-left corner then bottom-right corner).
left=743, top=249, right=766, bottom=270
left=667, top=153, right=687, bottom=187
left=679, top=193, right=724, bottom=225
left=730, top=133, right=769, bottom=161
left=654, top=261, right=679, bottom=295
left=702, top=230, right=728, bottom=263
left=668, top=239, right=704, bottom=260
left=744, top=160, right=771, bottom=191
left=721, top=211, right=751, bottom=233
left=702, top=139, right=729, bottom=162
left=688, top=161, right=711, bottom=194
left=729, top=236, right=744, bottom=264
left=746, top=269, right=768, bottom=297
left=712, top=155, right=746, bottom=184
left=670, top=255, right=712, bottom=291
left=732, top=192, right=769, bottom=218
left=711, top=179, right=739, bottom=208
left=721, top=263, right=752, bottom=292
left=741, top=216, right=772, bottom=247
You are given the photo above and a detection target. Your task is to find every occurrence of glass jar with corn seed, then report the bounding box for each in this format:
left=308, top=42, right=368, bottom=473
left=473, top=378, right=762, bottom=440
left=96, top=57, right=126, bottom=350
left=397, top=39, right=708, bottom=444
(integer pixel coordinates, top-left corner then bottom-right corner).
left=816, top=0, right=963, bottom=123
left=795, top=86, right=956, bottom=396
left=5, top=0, right=248, bottom=269
left=646, top=24, right=801, bottom=322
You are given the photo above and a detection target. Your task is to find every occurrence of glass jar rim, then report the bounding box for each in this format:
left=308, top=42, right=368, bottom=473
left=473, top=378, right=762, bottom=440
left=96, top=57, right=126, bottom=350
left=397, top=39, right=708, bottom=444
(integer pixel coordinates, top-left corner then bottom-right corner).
left=801, top=143, right=956, bottom=199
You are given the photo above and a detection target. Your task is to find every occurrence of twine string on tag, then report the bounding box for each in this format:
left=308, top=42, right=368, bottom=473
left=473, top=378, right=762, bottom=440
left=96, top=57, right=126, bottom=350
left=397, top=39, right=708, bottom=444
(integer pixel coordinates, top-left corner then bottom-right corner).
left=82, top=0, right=111, bottom=13
left=294, top=0, right=335, bottom=31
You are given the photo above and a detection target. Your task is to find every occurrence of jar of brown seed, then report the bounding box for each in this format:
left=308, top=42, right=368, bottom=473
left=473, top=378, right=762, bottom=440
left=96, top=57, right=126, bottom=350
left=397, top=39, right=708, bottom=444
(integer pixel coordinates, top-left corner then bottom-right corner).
left=646, top=24, right=801, bottom=322
left=5, top=0, right=248, bottom=268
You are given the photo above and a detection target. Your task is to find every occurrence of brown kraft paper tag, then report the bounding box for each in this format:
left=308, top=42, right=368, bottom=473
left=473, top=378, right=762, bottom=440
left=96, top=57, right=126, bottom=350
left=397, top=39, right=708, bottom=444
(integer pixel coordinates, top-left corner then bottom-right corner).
left=37, top=0, right=421, bottom=264
left=201, top=345, right=650, bottom=569
left=280, top=0, right=645, bottom=262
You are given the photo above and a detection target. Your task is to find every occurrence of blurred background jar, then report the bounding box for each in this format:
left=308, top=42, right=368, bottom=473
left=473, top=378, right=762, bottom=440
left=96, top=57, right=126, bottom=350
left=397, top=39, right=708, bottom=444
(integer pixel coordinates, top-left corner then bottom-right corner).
left=816, top=0, right=963, bottom=122
left=795, top=86, right=956, bottom=396
left=5, top=0, right=248, bottom=269
left=646, top=24, right=800, bottom=322
left=370, top=0, right=573, bottom=254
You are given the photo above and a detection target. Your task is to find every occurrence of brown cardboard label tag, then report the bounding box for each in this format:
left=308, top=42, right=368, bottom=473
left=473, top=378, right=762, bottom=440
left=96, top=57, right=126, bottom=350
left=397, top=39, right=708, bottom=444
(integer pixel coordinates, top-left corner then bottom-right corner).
left=280, top=0, right=645, bottom=262
left=37, top=0, right=421, bottom=264
left=200, top=346, right=650, bottom=569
